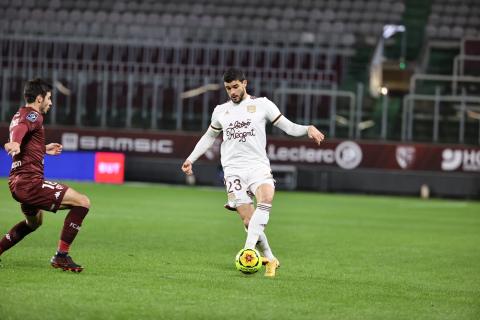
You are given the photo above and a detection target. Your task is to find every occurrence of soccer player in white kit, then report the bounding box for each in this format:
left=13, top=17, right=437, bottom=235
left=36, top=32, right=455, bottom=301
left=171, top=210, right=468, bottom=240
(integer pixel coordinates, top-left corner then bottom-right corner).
left=182, top=68, right=324, bottom=277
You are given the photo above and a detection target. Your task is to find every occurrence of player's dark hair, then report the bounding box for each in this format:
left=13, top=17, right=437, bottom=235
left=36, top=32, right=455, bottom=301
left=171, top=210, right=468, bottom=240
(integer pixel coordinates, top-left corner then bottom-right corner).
left=24, top=78, right=52, bottom=103
left=223, top=68, right=246, bottom=83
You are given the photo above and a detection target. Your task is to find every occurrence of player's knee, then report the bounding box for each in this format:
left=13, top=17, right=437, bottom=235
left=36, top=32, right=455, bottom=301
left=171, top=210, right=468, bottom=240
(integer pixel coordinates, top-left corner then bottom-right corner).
left=243, top=217, right=250, bottom=227
left=27, top=215, right=43, bottom=230
left=258, top=195, right=274, bottom=204
left=31, top=219, right=43, bottom=229
left=78, top=194, right=91, bottom=209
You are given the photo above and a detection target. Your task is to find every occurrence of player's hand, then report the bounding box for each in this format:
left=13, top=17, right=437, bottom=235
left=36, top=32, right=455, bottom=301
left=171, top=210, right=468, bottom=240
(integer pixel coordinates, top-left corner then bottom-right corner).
left=307, top=126, right=325, bottom=145
left=4, top=142, right=21, bottom=157
left=46, top=143, right=63, bottom=155
left=181, top=160, right=193, bottom=175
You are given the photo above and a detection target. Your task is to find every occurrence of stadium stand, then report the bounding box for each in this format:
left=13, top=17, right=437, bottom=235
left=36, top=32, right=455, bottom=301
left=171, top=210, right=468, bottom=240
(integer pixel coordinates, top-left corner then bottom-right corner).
left=0, top=0, right=479, bottom=144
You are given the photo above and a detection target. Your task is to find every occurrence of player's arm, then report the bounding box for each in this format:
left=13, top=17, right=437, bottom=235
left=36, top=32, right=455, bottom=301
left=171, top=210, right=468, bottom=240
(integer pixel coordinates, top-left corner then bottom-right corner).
left=46, top=143, right=63, bottom=155
left=181, top=126, right=221, bottom=175
left=265, top=97, right=325, bottom=145
left=273, top=116, right=325, bottom=145
left=5, top=123, right=28, bottom=156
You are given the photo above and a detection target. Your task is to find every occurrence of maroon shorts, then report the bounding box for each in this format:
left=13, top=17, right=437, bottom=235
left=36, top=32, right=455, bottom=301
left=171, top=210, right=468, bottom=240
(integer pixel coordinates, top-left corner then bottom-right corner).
left=10, top=178, right=69, bottom=216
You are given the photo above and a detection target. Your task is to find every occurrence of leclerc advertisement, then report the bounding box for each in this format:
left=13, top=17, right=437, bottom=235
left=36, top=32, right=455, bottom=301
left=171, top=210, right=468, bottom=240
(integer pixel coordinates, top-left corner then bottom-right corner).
left=0, top=150, right=125, bottom=184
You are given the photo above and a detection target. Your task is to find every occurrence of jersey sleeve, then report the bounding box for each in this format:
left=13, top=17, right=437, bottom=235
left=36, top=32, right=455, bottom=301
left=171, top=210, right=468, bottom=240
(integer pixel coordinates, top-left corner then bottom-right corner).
left=10, top=123, right=28, bottom=143
left=9, top=110, right=41, bottom=143
left=20, top=111, right=42, bottom=131
left=264, top=98, right=283, bottom=125
left=209, top=107, right=223, bottom=132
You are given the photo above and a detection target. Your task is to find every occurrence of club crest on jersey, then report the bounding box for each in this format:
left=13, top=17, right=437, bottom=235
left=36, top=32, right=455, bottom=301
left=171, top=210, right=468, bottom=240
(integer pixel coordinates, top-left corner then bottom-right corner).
left=26, top=112, right=38, bottom=122
left=246, top=105, right=256, bottom=113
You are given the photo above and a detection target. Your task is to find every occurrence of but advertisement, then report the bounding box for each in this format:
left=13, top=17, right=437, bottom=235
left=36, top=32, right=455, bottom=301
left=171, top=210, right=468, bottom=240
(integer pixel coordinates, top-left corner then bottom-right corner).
left=0, top=150, right=125, bottom=184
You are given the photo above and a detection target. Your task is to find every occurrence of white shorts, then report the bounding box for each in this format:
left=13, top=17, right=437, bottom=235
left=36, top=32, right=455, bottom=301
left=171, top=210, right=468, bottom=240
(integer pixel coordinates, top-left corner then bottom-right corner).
left=224, top=165, right=275, bottom=208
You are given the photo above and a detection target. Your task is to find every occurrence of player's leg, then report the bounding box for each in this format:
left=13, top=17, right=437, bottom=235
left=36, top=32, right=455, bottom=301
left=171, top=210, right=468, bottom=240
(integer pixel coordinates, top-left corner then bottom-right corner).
left=236, top=203, right=254, bottom=228
left=224, top=173, right=273, bottom=258
left=244, top=183, right=274, bottom=249
left=247, top=183, right=280, bottom=277
left=0, top=206, right=43, bottom=256
left=236, top=204, right=275, bottom=261
left=51, top=186, right=91, bottom=272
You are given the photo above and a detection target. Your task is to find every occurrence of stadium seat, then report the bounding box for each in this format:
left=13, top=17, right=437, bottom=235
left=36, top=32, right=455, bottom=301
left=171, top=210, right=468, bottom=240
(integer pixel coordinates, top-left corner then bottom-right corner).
left=57, top=9, right=69, bottom=22
left=437, top=25, right=451, bottom=39
left=87, top=1, right=100, bottom=11
left=63, top=21, right=76, bottom=36
left=23, top=0, right=35, bottom=9
left=89, top=22, right=102, bottom=37
left=17, top=7, right=29, bottom=20
left=107, top=12, right=121, bottom=24
left=121, top=12, right=134, bottom=25
left=69, top=10, right=82, bottom=23
left=451, top=26, right=464, bottom=39
left=82, top=10, right=96, bottom=23
left=146, top=13, right=160, bottom=26
left=426, top=24, right=438, bottom=38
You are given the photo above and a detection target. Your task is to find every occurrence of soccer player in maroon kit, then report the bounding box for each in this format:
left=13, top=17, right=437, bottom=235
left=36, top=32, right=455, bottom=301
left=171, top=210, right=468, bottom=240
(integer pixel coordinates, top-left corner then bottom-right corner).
left=0, top=78, right=91, bottom=272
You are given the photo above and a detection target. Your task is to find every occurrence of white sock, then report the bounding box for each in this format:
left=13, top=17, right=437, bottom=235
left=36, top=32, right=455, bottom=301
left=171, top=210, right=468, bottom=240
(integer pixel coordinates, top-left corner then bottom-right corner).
left=257, top=232, right=274, bottom=260
left=245, top=203, right=271, bottom=249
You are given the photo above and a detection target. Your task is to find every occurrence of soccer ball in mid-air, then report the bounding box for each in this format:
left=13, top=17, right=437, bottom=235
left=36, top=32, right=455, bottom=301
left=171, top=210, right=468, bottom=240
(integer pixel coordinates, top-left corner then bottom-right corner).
left=235, top=248, right=262, bottom=274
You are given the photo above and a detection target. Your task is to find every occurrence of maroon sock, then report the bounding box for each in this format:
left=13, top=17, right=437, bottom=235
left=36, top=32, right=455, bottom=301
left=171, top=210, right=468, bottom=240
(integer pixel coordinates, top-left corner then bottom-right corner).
left=58, top=206, right=89, bottom=253
left=0, top=221, right=35, bottom=255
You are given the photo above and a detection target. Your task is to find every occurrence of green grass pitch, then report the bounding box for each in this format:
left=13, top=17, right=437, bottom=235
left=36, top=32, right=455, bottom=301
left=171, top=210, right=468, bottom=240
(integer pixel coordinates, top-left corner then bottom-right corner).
left=0, top=180, right=479, bottom=320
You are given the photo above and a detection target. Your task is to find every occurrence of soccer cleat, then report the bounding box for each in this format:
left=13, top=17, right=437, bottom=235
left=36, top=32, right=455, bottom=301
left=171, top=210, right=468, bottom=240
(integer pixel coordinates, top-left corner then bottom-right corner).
left=264, top=258, right=280, bottom=277
left=223, top=203, right=237, bottom=212
left=50, top=254, right=84, bottom=273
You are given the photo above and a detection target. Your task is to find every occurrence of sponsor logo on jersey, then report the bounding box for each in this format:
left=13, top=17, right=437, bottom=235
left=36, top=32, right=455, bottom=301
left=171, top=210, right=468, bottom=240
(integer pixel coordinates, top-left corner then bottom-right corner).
left=11, top=160, right=22, bottom=169
left=247, top=105, right=256, bottom=113
left=396, top=146, right=416, bottom=169
left=225, top=120, right=255, bottom=142
left=54, top=191, right=61, bottom=199
left=26, top=112, right=39, bottom=122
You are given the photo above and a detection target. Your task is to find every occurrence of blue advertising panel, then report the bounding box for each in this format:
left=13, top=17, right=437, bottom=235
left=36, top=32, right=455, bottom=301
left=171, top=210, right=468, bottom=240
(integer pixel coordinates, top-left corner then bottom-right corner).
left=0, top=150, right=10, bottom=177
left=0, top=150, right=95, bottom=181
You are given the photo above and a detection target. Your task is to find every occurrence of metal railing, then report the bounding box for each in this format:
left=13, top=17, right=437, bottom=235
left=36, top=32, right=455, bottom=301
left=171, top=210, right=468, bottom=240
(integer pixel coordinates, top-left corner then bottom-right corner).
left=2, top=36, right=479, bottom=145
left=402, top=71, right=480, bottom=144
left=274, top=86, right=356, bottom=138
left=402, top=91, right=480, bottom=144
left=0, top=61, right=348, bottom=135
left=453, top=54, right=480, bottom=77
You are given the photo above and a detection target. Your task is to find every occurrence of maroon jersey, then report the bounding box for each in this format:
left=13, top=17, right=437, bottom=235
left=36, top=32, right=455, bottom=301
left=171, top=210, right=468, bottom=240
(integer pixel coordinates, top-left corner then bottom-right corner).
left=8, top=106, right=46, bottom=182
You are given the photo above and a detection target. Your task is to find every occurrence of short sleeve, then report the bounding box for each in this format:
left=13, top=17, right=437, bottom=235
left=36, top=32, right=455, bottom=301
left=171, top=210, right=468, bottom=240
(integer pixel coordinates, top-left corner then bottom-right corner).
left=264, top=98, right=282, bottom=124
left=210, top=107, right=223, bottom=132
left=20, top=111, right=42, bottom=131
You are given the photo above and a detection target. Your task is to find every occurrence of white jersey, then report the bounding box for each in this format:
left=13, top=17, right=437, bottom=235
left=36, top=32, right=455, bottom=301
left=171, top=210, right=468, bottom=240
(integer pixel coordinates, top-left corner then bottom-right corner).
left=210, top=96, right=282, bottom=174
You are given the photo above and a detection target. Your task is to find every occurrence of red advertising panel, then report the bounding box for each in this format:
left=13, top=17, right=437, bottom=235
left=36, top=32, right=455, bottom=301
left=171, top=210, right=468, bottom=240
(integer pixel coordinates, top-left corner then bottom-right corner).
left=94, top=152, right=125, bottom=184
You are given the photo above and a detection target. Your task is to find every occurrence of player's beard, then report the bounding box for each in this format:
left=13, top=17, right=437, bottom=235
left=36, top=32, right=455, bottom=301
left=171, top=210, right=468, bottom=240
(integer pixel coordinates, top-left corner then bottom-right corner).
left=40, top=103, right=50, bottom=114
left=232, top=90, right=245, bottom=104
